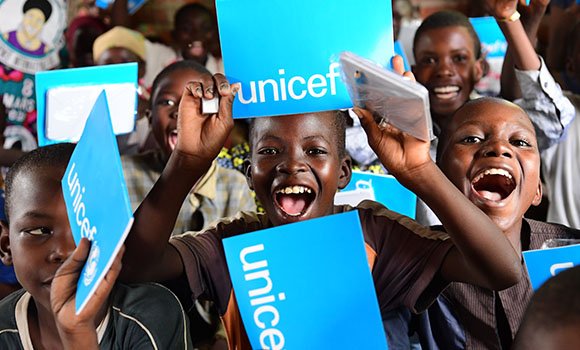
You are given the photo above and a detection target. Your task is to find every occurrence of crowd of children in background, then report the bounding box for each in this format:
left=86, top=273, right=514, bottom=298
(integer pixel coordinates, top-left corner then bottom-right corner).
left=0, top=0, right=579, bottom=349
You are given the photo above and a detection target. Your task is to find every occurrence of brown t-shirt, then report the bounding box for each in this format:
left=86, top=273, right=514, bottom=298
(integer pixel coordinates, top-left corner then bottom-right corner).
left=169, top=200, right=453, bottom=349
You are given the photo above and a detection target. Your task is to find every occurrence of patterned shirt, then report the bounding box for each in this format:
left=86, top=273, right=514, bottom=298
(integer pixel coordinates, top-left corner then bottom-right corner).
left=121, top=149, right=256, bottom=235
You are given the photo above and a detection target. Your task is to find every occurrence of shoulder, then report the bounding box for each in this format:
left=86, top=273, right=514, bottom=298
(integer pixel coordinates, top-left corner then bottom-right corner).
left=216, top=165, right=250, bottom=186
left=109, top=283, right=190, bottom=348
left=526, top=218, right=580, bottom=248
left=0, top=290, right=25, bottom=345
left=350, top=200, right=449, bottom=241
left=121, top=149, right=163, bottom=170
left=172, top=210, right=268, bottom=244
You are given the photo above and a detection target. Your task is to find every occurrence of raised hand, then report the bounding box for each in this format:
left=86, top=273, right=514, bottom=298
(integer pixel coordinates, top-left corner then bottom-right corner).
left=391, top=55, right=416, bottom=82
left=175, top=74, right=239, bottom=166
left=485, top=0, right=520, bottom=20
left=353, top=107, right=432, bottom=189
left=51, top=238, right=124, bottom=350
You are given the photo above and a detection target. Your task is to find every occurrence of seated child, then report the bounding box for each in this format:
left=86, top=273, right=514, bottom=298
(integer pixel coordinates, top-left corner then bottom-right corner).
left=0, top=143, right=192, bottom=349
left=404, top=97, right=580, bottom=349
left=121, top=60, right=256, bottom=235
left=513, top=265, right=580, bottom=350
left=119, top=72, right=523, bottom=348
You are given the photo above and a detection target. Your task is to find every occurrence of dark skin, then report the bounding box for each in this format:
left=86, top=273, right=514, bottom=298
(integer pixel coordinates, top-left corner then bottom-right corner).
left=172, top=8, right=219, bottom=65
left=437, top=98, right=542, bottom=256
left=412, top=26, right=484, bottom=128
left=0, top=167, right=122, bottom=350
left=120, top=69, right=521, bottom=293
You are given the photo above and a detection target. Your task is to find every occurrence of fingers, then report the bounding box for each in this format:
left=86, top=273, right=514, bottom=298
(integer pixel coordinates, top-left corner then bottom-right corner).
left=391, top=55, right=405, bottom=75
left=57, top=238, right=91, bottom=277
left=353, top=108, right=381, bottom=148
left=391, top=55, right=416, bottom=82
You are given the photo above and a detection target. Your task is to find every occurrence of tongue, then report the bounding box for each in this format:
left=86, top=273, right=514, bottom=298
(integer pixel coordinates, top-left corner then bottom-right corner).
left=479, top=190, right=502, bottom=201
left=279, top=195, right=307, bottom=215
left=169, top=133, right=178, bottom=151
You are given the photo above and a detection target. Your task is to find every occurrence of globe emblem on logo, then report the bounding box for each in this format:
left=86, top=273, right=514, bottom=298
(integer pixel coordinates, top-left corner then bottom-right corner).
left=83, top=243, right=100, bottom=286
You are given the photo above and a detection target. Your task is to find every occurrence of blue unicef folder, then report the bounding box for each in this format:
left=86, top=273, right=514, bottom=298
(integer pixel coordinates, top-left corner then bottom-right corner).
left=523, top=244, right=580, bottom=290
left=223, top=211, right=388, bottom=349
left=469, top=17, right=507, bottom=59
left=95, top=0, right=147, bottom=14
left=61, top=91, right=134, bottom=314
left=336, top=171, right=417, bottom=219
left=36, top=63, right=138, bottom=147
left=216, top=0, right=394, bottom=119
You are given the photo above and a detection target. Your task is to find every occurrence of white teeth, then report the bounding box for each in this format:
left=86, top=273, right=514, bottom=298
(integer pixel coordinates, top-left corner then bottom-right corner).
left=472, top=168, right=513, bottom=183
left=276, top=186, right=312, bottom=194
left=433, top=86, right=460, bottom=93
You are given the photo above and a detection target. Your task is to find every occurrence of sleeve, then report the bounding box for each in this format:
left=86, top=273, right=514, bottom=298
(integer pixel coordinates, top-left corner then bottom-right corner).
left=113, top=284, right=193, bottom=350
left=168, top=230, right=233, bottom=316
left=513, top=56, right=576, bottom=152
left=359, top=204, right=453, bottom=314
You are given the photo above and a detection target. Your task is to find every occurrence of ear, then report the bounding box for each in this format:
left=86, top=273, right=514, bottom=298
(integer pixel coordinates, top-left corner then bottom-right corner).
left=243, top=158, right=254, bottom=190
left=0, top=221, right=13, bottom=266
left=337, top=156, right=352, bottom=190
left=531, top=180, right=543, bottom=207
left=473, top=57, right=485, bottom=84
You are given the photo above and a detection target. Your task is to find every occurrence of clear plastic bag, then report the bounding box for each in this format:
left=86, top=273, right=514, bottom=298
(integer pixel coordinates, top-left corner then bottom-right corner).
left=339, top=51, right=434, bottom=142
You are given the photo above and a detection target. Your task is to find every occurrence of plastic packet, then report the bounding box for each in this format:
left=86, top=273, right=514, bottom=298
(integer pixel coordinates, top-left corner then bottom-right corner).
left=540, top=238, right=580, bottom=249
left=46, top=83, right=137, bottom=142
left=339, top=51, right=434, bottom=142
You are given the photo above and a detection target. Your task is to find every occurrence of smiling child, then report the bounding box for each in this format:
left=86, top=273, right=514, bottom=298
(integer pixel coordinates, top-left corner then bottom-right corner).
left=118, top=70, right=523, bottom=348
left=404, top=97, right=580, bottom=349
left=121, top=60, right=256, bottom=236
left=0, top=143, right=192, bottom=349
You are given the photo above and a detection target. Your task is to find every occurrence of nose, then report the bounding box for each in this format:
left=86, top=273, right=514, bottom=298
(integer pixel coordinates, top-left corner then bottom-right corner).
left=170, top=108, right=179, bottom=120
left=276, top=152, right=308, bottom=175
left=47, top=232, right=76, bottom=264
left=481, top=139, right=513, bottom=158
left=436, top=57, right=454, bottom=77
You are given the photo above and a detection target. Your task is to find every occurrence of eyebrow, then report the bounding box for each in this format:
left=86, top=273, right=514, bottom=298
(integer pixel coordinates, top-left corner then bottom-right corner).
left=18, top=211, right=53, bottom=220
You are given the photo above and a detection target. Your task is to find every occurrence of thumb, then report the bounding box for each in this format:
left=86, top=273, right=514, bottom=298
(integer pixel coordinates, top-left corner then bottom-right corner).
left=353, top=108, right=381, bottom=148
left=218, top=83, right=239, bottom=121
left=57, top=238, right=91, bottom=278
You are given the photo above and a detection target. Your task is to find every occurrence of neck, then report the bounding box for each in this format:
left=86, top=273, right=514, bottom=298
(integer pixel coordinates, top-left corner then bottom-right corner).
left=28, top=299, right=63, bottom=350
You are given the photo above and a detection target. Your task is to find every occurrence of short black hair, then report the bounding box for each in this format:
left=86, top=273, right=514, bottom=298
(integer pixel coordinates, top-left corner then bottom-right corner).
left=150, top=60, right=211, bottom=104
left=5, top=143, right=75, bottom=222
left=413, top=10, right=481, bottom=59
left=248, top=110, right=348, bottom=158
left=23, top=0, right=52, bottom=21
left=174, top=3, right=212, bottom=27
left=513, top=265, right=580, bottom=349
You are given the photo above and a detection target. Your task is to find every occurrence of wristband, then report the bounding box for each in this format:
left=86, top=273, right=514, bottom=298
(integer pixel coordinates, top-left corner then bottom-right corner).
left=497, top=10, right=521, bottom=22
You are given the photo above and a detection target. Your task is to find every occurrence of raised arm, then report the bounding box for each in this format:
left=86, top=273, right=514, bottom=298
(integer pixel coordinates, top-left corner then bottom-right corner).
left=355, top=57, right=521, bottom=290
left=120, top=75, right=238, bottom=282
left=498, top=0, right=548, bottom=100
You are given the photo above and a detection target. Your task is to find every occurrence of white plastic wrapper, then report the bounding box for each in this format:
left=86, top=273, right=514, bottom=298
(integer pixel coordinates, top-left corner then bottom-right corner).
left=339, top=51, right=434, bottom=142
left=46, top=83, right=137, bottom=142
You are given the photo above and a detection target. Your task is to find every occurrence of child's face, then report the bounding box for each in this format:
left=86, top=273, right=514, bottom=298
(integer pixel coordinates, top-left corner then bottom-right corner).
left=412, top=26, right=483, bottom=122
left=437, top=99, right=542, bottom=232
left=172, top=10, right=217, bottom=63
left=246, top=112, right=351, bottom=227
left=150, top=68, right=204, bottom=160
left=0, top=166, right=76, bottom=311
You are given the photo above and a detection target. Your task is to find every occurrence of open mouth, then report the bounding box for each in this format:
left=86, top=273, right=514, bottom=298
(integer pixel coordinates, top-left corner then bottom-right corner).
left=187, top=41, right=205, bottom=57
left=274, top=185, right=315, bottom=217
left=432, top=86, right=460, bottom=100
left=168, top=130, right=178, bottom=151
left=471, top=168, right=516, bottom=201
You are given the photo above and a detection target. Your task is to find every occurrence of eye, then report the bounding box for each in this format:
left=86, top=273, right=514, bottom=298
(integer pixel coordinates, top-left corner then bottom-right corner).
left=453, top=54, right=468, bottom=63
left=257, top=148, right=278, bottom=155
left=306, top=148, right=327, bottom=155
left=157, top=99, right=176, bottom=107
left=23, top=227, right=53, bottom=236
left=460, top=136, right=483, bottom=144
left=510, top=138, right=531, bottom=147
left=420, top=57, right=436, bottom=65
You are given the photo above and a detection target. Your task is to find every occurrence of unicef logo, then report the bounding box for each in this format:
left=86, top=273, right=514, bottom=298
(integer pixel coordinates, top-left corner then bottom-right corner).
left=83, top=243, right=100, bottom=286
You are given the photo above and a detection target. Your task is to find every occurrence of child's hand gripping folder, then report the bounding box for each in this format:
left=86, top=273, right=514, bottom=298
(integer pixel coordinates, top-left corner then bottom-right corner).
left=340, top=51, right=434, bottom=142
